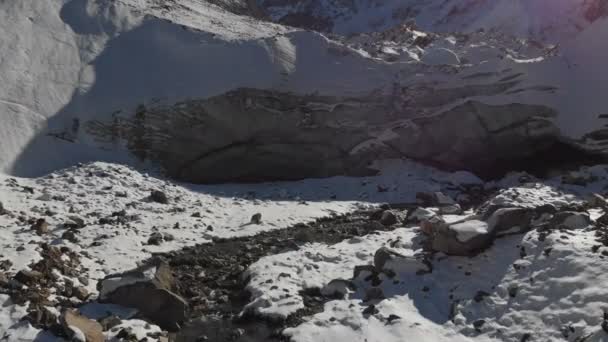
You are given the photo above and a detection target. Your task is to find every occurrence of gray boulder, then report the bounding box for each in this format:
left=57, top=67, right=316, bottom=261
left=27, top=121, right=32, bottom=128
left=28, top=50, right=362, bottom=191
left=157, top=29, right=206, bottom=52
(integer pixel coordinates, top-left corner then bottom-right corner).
left=98, top=262, right=187, bottom=331
left=431, top=220, right=492, bottom=256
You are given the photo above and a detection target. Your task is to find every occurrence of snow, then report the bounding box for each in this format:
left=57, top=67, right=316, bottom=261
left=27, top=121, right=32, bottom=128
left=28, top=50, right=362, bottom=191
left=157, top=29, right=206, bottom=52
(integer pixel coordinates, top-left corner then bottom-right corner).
left=451, top=220, right=489, bottom=243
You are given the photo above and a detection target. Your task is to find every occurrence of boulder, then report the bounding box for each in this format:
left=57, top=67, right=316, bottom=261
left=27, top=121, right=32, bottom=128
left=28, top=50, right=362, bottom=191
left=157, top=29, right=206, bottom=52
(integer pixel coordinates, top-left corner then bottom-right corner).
left=61, top=309, right=104, bottom=342
left=150, top=190, right=169, bottom=204
left=379, top=210, right=398, bottom=226
left=408, top=207, right=437, bottom=224
left=431, top=220, right=492, bottom=256
left=551, top=211, right=592, bottom=229
left=373, top=247, right=431, bottom=274
left=416, top=192, right=456, bottom=207
left=320, top=279, right=355, bottom=299
left=420, top=215, right=447, bottom=235
left=486, top=207, right=535, bottom=236
left=98, top=262, right=187, bottom=331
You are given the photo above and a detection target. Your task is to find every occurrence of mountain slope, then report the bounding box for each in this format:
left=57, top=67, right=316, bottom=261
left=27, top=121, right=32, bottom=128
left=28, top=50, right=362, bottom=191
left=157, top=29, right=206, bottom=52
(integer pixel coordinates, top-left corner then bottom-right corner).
left=2, top=0, right=608, bottom=183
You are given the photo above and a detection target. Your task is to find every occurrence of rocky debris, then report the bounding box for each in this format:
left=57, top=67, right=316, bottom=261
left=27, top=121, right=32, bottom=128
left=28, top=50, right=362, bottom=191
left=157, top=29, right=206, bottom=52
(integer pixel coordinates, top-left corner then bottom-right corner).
left=1, top=244, right=83, bottom=313
left=14, top=269, right=44, bottom=285
left=150, top=190, right=169, bottom=204
left=31, top=218, right=49, bottom=235
left=250, top=213, right=262, bottom=224
left=0, top=201, right=7, bottom=215
left=98, top=262, right=187, bottom=331
left=64, top=216, right=86, bottom=229
left=61, top=309, right=104, bottom=342
left=159, top=210, right=407, bottom=341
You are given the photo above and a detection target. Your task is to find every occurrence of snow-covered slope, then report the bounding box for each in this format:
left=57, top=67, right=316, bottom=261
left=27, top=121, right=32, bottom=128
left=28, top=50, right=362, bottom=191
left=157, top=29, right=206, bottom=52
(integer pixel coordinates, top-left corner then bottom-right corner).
left=2, top=0, right=608, bottom=183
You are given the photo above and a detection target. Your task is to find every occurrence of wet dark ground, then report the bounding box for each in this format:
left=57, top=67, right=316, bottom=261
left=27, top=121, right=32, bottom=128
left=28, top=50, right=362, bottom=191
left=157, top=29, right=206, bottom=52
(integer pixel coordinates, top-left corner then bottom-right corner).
left=156, top=207, right=417, bottom=342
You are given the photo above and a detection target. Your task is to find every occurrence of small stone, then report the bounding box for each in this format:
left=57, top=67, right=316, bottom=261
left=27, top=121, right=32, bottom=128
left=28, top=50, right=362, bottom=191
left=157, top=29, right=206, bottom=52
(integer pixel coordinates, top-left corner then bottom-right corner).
left=473, top=319, right=486, bottom=331
left=150, top=190, right=169, bottom=204
left=362, top=304, right=379, bottom=316
left=147, top=232, right=164, bottom=245
left=62, top=231, right=78, bottom=243
left=31, top=218, right=49, bottom=235
left=74, top=286, right=90, bottom=301
left=250, top=213, right=262, bottom=224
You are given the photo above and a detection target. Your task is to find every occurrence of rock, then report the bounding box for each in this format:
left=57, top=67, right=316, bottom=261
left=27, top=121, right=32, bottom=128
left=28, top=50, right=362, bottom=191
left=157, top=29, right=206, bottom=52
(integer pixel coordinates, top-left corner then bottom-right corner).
left=65, top=216, right=86, bottom=229
left=416, top=192, right=457, bottom=209
left=148, top=232, right=164, bottom=245
left=408, top=207, right=437, bottom=223
left=551, top=211, right=592, bottom=229
left=250, top=213, right=262, bottom=224
left=420, top=215, right=446, bottom=235
left=320, top=279, right=355, bottom=299
left=0, top=201, right=7, bottom=215
left=150, top=190, right=169, bottom=204
left=562, top=171, right=596, bottom=185
left=362, top=304, right=379, bottom=316
left=586, top=193, right=608, bottom=209
left=14, top=270, right=44, bottom=285
left=0, top=272, right=8, bottom=287
left=25, top=305, right=58, bottom=327
left=431, top=220, right=492, bottom=256
left=486, top=207, right=535, bottom=236
left=373, top=247, right=430, bottom=275
left=31, top=218, right=49, bottom=235
left=98, top=262, right=187, bottom=331
left=438, top=204, right=463, bottom=215
left=74, top=286, right=89, bottom=301
left=364, top=287, right=385, bottom=302
left=62, top=231, right=78, bottom=243
left=61, top=309, right=104, bottom=342
left=379, top=210, right=398, bottom=226
left=98, top=315, right=122, bottom=331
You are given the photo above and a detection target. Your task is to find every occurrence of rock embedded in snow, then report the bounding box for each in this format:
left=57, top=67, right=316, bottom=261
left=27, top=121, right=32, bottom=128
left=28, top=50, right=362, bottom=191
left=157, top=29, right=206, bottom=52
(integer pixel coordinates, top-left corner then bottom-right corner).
left=250, top=213, right=262, bottom=224
left=60, top=309, right=104, bottom=342
left=431, top=220, right=492, bottom=256
left=374, top=247, right=431, bottom=275
left=551, top=211, right=592, bottom=229
left=486, top=207, right=535, bottom=235
left=99, top=263, right=187, bottom=331
left=31, top=218, right=49, bottom=235
left=379, top=210, right=398, bottom=226
left=150, top=190, right=169, bottom=204
left=408, top=207, right=437, bottom=224
left=320, top=279, right=355, bottom=299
